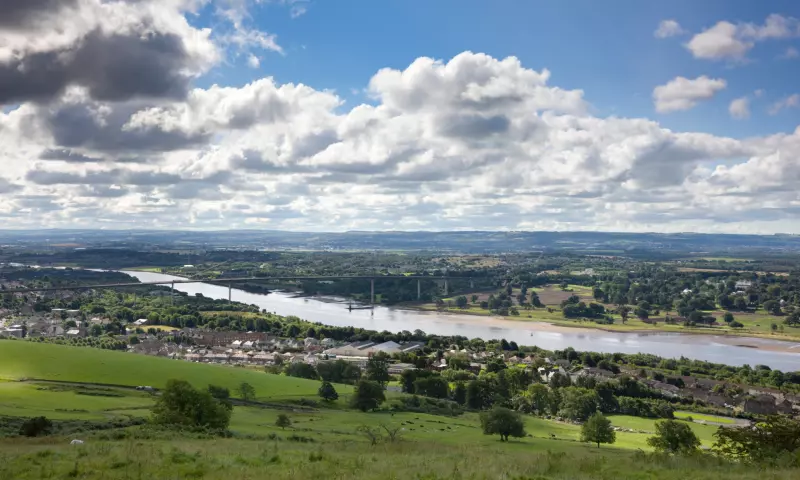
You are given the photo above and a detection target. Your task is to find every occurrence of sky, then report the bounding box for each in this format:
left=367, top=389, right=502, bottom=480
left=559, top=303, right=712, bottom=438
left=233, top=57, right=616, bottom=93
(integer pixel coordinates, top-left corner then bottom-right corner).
left=1, top=0, right=800, bottom=233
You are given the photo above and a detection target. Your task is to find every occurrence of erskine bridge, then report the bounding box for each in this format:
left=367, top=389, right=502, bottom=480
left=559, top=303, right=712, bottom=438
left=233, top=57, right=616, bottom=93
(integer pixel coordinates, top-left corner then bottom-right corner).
left=1, top=275, right=479, bottom=305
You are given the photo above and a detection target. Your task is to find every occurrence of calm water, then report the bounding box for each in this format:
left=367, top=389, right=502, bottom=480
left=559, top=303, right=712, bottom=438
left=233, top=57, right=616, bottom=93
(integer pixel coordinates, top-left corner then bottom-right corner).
left=122, top=270, right=800, bottom=371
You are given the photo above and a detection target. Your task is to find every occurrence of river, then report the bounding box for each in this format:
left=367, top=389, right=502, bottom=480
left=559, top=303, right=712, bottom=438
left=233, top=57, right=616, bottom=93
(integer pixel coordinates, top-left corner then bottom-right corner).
left=122, top=270, right=800, bottom=371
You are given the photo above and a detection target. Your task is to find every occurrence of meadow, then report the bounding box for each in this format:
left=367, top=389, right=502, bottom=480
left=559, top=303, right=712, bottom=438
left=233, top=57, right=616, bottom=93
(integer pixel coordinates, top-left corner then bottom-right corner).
left=0, top=341, right=793, bottom=479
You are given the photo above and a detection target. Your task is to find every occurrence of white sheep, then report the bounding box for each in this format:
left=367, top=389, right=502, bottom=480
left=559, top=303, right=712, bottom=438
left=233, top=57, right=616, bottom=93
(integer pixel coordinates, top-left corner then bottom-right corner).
left=70, top=439, right=84, bottom=445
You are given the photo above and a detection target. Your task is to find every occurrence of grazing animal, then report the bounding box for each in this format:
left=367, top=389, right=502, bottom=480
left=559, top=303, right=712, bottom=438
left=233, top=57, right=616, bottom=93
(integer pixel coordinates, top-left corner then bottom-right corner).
left=70, top=439, right=84, bottom=445
left=550, top=434, right=556, bottom=439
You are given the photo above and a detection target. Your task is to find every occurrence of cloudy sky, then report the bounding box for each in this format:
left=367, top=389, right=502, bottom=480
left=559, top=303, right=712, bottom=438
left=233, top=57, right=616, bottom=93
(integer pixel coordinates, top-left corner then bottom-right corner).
left=1, top=0, right=800, bottom=233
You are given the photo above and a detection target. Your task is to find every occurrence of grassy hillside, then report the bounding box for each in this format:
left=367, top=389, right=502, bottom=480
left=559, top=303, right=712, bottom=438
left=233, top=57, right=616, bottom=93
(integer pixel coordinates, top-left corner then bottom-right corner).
left=0, top=340, right=792, bottom=479
left=0, top=341, right=349, bottom=401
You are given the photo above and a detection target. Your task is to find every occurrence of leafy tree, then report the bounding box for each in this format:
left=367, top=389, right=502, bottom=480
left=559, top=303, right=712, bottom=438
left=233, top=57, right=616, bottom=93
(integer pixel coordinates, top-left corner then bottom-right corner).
left=237, top=382, right=256, bottom=402
left=734, top=296, right=748, bottom=310
left=275, top=413, right=292, bottom=429
left=730, top=320, right=744, bottom=328
left=316, top=359, right=361, bottom=384
left=466, top=378, right=496, bottom=410
left=618, top=305, right=630, bottom=324
left=448, top=354, right=470, bottom=370
left=527, top=384, right=553, bottom=414
left=350, top=379, right=386, bottom=412
left=548, top=372, right=572, bottom=389
left=558, top=387, right=601, bottom=422
left=723, top=312, right=734, bottom=323
left=414, top=376, right=450, bottom=399
left=455, top=296, right=468, bottom=308
left=581, top=412, right=616, bottom=447
left=471, top=294, right=479, bottom=303
left=19, top=416, right=53, bottom=437
left=452, top=382, right=467, bottom=405
left=207, top=385, right=231, bottom=401
left=285, top=362, right=319, bottom=380
left=318, top=381, right=339, bottom=402
left=365, top=352, right=390, bottom=386
left=713, top=416, right=800, bottom=463
left=763, top=300, right=781, bottom=315
left=647, top=420, right=700, bottom=454
left=486, top=357, right=507, bottom=373
left=129, top=335, right=140, bottom=345
left=480, top=407, right=526, bottom=442
left=152, top=379, right=231, bottom=430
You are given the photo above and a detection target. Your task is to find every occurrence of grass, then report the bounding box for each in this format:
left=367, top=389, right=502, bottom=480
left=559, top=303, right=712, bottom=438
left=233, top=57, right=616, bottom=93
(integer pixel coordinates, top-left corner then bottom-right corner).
left=674, top=411, right=736, bottom=425
left=0, top=340, right=351, bottom=401
left=607, top=415, right=718, bottom=447
left=0, top=341, right=792, bottom=479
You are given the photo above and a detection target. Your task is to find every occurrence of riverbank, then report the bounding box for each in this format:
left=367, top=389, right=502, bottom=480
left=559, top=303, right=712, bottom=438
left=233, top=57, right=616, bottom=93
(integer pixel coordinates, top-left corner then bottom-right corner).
left=406, top=302, right=800, bottom=346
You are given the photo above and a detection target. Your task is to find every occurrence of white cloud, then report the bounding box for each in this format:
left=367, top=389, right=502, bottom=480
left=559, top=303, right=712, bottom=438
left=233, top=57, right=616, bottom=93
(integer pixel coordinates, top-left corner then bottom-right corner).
left=729, top=97, right=750, bottom=119
left=652, top=76, right=727, bottom=113
left=686, top=15, right=800, bottom=61
left=780, top=46, right=799, bottom=59
left=247, top=53, right=261, bottom=68
left=3, top=7, right=800, bottom=234
left=769, top=94, right=800, bottom=115
left=655, top=20, right=685, bottom=38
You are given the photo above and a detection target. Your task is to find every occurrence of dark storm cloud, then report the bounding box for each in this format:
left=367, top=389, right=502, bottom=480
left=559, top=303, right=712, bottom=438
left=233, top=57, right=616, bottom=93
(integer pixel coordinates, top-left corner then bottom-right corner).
left=0, top=31, right=194, bottom=105
left=0, top=0, right=78, bottom=27
left=437, top=114, right=510, bottom=138
left=41, top=100, right=210, bottom=152
left=39, top=148, right=104, bottom=163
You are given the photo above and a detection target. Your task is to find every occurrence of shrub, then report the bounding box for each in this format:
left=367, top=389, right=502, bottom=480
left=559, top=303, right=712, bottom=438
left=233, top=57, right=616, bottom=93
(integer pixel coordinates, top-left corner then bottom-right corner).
left=19, top=416, right=53, bottom=437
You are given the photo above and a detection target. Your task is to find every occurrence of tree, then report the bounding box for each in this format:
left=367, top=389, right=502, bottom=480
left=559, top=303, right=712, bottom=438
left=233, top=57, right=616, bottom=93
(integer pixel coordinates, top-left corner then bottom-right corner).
left=152, top=379, right=231, bottom=430
left=129, top=335, right=140, bottom=345
left=548, top=371, right=572, bottom=389
left=285, top=362, right=319, bottom=380
left=466, top=378, right=495, bottom=410
left=207, top=385, right=230, bottom=401
left=527, top=384, right=552, bottom=414
left=19, top=416, right=53, bottom=437
left=471, top=294, right=479, bottom=303
left=237, top=382, right=256, bottom=402
left=455, top=296, right=468, bottom=308
left=581, top=412, right=616, bottom=447
left=414, top=376, right=450, bottom=399
left=723, top=312, right=734, bottom=323
left=480, top=407, right=526, bottom=442
left=558, top=387, right=601, bottom=422
left=452, top=382, right=467, bottom=405
left=316, top=359, right=361, bottom=384
left=713, top=416, right=800, bottom=463
left=647, top=420, right=700, bottom=454
left=275, top=413, right=292, bottom=430
left=618, top=305, right=630, bottom=324
left=350, top=379, right=385, bottom=412
left=318, top=381, right=339, bottom=402
left=763, top=300, right=781, bottom=315
left=734, top=296, right=748, bottom=310
left=365, top=352, right=390, bottom=386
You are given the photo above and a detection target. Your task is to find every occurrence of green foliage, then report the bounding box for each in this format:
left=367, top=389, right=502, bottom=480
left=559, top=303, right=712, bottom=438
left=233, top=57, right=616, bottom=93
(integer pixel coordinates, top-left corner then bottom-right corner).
left=316, top=359, right=361, bottom=384
left=152, top=379, right=231, bottom=431
left=365, top=352, right=390, bottom=386
left=318, top=381, right=339, bottom=402
left=713, top=416, right=800, bottom=464
left=466, top=378, right=495, bottom=410
left=452, top=382, right=467, bottom=405
left=275, top=414, right=292, bottom=430
left=350, top=380, right=385, bottom=412
left=480, top=407, right=526, bottom=442
left=413, top=376, right=450, bottom=399
left=18, top=416, right=53, bottom=437
left=285, top=362, right=319, bottom=380
left=237, top=382, right=256, bottom=402
left=558, top=387, right=600, bottom=421
left=207, top=385, right=230, bottom=401
left=580, top=412, right=616, bottom=447
left=647, top=420, right=700, bottom=454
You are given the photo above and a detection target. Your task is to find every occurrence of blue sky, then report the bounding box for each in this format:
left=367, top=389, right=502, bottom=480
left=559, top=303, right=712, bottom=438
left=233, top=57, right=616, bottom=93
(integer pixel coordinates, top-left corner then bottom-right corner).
left=2, top=0, right=800, bottom=233
left=200, top=0, right=800, bottom=139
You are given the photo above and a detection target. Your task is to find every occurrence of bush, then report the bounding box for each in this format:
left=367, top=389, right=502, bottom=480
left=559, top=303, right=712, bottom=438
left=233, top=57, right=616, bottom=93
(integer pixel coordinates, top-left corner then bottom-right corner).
left=152, top=379, right=231, bottom=431
left=19, top=416, right=53, bottom=437
left=318, top=381, right=339, bottom=402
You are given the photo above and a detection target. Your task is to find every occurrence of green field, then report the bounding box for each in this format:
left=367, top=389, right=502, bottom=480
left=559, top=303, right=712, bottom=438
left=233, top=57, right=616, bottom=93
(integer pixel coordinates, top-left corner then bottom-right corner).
left=0, top=341, right=348, bottom=401
left=0, top=341, right=790, bottom=479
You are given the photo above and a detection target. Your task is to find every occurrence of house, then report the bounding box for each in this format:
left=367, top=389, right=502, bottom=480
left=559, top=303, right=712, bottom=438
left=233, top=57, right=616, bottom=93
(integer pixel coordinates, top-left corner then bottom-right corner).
left=133, top=319, right=148, bottom=327
left=323, top=340, right=424, bottom=358
left=651, top=382, right=681, bottom=398
left=735, top=280, right=752, bottom=290
left=388, top=363, right=416, bottom=374
left=304, top=337, right=319, bottom=347
left=1, top=328, right=23, bottom=338
left=66, top=328, right=83, bottom=337
left=320, top=338, right=336, bottom=347
left=66, top=310, right=81, bottom=317
left=741, top=394, right=781, bottom=415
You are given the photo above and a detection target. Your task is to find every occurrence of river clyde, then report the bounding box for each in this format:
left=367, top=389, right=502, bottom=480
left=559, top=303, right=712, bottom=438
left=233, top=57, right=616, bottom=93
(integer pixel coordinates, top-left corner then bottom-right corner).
left=122, top=270, right=800, bottom=371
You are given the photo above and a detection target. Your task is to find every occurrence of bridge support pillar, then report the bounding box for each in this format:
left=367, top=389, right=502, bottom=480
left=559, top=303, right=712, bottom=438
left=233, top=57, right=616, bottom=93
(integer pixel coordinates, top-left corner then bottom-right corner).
left=417, top=279, right=421, bottom=300
left=370, top=278, right=375, bottom=307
